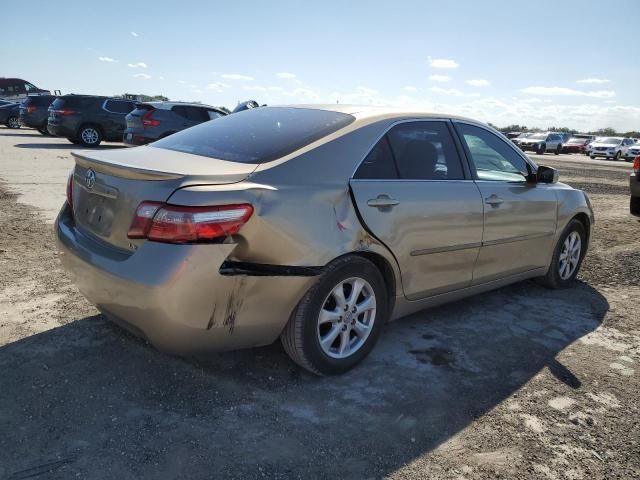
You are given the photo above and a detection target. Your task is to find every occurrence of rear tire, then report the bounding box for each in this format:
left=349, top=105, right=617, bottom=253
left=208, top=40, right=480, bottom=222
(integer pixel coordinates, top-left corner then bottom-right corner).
left=281, top=255, right=388, bottom=375
left=613, top=151, right=621, bottom=161
left=78, top=125, right=102, bottom=147
left=538, top=219, right=586, bottom=289
left=554, top=145, right=561, bottom=155
left=6, top=116, right=20, bottom=129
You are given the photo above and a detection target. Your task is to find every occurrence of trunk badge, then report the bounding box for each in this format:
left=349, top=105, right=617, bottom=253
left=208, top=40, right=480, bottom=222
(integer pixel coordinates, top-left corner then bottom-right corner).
left=85, top=169, right=96, bottom=189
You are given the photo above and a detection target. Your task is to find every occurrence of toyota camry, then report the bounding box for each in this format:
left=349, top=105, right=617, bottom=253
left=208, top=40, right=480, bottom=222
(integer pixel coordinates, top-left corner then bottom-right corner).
left=56, top=105, right=594, bottom=375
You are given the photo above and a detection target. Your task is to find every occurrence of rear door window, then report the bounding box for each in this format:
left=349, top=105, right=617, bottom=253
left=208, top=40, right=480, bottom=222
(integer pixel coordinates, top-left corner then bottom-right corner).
left=152, top=107, right=355, bottom=163
left=105, top=100, right=135, bottom=114
left=184, top=106, right=210, bottom=122
left=207, top=110, right=224, bottom=120
left=354, top=136, right=399, bottom=179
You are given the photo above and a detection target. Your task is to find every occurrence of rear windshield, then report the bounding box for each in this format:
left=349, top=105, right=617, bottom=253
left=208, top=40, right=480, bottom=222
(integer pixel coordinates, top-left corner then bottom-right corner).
left=151, top=107, right=355, bottom=163
left=22, top=95, right=55, bottom=106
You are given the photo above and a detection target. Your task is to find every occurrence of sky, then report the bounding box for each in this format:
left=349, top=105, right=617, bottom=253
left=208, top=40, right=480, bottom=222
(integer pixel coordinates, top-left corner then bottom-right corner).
left=3, top=0, right=639, bottom=131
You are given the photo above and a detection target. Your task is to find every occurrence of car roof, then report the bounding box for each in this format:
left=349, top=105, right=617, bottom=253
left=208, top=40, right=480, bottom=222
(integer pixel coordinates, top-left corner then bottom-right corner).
left=144, top=101, right=219, bottom=110
left=275, top=104, right=485, bottom=125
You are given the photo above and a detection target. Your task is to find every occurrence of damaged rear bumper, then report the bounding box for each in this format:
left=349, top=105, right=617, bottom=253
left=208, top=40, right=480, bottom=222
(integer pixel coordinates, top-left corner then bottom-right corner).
left=55, top=204, right=316, bottom=354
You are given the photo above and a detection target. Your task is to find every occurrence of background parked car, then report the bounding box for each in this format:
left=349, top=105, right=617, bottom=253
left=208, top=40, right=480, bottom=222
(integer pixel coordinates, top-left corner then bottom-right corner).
left=0, top=99, right=15, bottom=107
left=48, top=95, right=136, bottom=147
left=19, top=95, right=56, bottom=135
left=0, top=102, right=20, bottom=129
left=624, top=141, right=640, bottom=161
left=0, top=78, right=50, bottom=102
left=589, top=137, right=634, bottom=160
left=561, top=137, right=590, bottom=154
left=510, top=132, right=531, bottom=146
left=517, top=132, right=563, bottom=154
left=123, top=101, right=227, bottom=146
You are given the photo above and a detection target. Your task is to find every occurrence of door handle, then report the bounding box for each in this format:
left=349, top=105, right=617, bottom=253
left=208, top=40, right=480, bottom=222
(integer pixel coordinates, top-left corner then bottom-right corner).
left=367, top=195, right=400, bottom=209
left=485, top=194, right=504, bottom=206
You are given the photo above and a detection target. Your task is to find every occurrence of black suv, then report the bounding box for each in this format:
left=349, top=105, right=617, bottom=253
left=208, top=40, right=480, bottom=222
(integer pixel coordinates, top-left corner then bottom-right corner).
left=123, top=102, right=227, bottom=146
left=19, top=95, right=56, bottom=134
left=48, top=95, right=136, bottom=146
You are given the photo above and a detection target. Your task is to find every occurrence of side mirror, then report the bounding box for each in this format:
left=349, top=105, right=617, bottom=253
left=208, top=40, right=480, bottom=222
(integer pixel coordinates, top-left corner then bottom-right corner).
left=536, top=165, right=559, bottom=184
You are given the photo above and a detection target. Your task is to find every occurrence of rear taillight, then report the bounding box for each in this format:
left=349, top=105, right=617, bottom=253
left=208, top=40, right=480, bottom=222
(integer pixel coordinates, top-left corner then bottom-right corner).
left=26, top=105, right=37, bottom=113
left=634, top=156, right=640, bottom=174
left=66, top=170, right=74, bottom=208
left=142, top=109, right=160, bottom=127
left=127, top=202, right=254, bottom=243
left=52, top=108, right=75, bottom=116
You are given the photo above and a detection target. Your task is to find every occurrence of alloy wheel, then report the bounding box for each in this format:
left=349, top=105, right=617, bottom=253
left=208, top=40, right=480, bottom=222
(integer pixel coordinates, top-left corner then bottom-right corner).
left=81, top=127, right=99, bottom=145
left=558, top=231, right=581, bottom=280
left=317, top=277, right=376, bottom=359
left=7, top=117, right=19, bottom=129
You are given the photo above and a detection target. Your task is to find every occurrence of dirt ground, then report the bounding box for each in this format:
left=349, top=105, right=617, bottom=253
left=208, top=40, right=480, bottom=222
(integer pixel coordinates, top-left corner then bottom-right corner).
left=0, top=130, right=638, bottom=479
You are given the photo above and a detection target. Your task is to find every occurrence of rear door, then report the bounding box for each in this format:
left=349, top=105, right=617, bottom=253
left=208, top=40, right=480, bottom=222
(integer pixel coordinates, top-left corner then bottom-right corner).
left=103, top=100, right=135, bottom=139
left=350, top=120, right=484, bottom=300
left=453, top=122, right=558, bottom=283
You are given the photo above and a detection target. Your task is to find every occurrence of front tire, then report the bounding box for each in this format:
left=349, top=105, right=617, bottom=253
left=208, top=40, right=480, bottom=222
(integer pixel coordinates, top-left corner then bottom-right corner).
left=536, top=143, right=546, bottom=155
left=281, top=255, right=388, bottom=375
left=613, top=151, right=621, bottom=161
left=78, top=125, right=102, bottom=147
left=554, top=145, right=561, bottom=155
left=538, top=219, right=586, bottom=289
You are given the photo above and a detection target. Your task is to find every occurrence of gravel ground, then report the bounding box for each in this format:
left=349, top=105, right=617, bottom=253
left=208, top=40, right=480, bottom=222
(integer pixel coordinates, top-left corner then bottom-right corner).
left=0, top=131, right=638, bottom=479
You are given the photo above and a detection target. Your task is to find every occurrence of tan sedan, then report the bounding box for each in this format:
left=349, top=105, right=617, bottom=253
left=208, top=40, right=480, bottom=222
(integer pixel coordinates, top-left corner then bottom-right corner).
left=56, top=105, right=593, bottom=375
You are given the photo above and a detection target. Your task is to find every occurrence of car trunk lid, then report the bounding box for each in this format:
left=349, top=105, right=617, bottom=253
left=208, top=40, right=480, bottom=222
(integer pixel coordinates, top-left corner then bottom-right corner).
left=70, top=147, right=258, bottom=251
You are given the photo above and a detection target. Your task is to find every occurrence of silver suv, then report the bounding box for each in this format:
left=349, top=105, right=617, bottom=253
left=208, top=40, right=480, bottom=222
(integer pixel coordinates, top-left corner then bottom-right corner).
left=517, top=132, right=564, bottom=155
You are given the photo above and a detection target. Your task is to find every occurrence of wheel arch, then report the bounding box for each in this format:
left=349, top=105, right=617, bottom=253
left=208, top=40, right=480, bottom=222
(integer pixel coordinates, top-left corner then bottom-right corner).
left=349, top=250, right=398, bottom=317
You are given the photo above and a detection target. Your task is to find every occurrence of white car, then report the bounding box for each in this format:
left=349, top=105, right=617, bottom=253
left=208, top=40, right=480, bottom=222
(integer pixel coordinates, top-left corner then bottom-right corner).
left=589, top=137, right=635, bottom=161
left=626, top=141, right=640, bottom=161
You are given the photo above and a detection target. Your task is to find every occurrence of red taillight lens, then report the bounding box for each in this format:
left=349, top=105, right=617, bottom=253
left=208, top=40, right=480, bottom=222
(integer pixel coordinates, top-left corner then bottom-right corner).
left=142, top=109, right=160, bottom=127
left=634, top=156, right=640, bottom=174
left=26, top=105, right=37, bottom=113
left=66, top=170, right=74, bottom=208
left=127, top=202, right=254, bottom=243
left=53, top=109, right=75, bottom=116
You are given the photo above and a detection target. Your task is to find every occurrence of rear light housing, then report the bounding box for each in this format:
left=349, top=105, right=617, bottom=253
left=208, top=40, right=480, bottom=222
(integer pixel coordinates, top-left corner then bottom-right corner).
left=66, top=170, right=74, bottom=208
left=128, top=202, right=254, bottom=243
left=26, top=105, right=37, bottom=113
left=51, top=108, right=75, bottom=116
left=142, top=109, right=160, bottom=127
left=634, top=156, right=640, bottom=175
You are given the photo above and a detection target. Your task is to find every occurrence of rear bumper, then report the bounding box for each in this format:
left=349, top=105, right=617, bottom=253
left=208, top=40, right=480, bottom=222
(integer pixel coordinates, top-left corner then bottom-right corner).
left=48, top=123, right=77, bottom=139
left=123, top=129, right=156, bottom=146
left=55, top=204, right=316, bottom=354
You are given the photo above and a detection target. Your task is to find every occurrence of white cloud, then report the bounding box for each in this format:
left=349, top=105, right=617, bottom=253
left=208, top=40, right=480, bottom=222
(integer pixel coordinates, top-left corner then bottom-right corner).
left=207, top=82, right=231, bottom=92
left=276, top=72, right=297, bottom=79
left=427, top=57, right=459, bottom=69
left=429, top=86, right=464, bottom=96
left=520, top=86, right=615, bottom=98
left=577, top=78, right=611, bottom=84
left=466, top=79, right=490, bottom=87
left=98, top=57, right=116, bottom=63
left=221, top=73, right=254, bottom=81
left=131, top=32, right=139, bottom=37
left=132, top=73, right=151, bottom=79
left=127, top=62, right=148, bottom=69
left=404, top=86, right=418, bottom=92
left=429, top=74, right=450, bottom=82
left=356, top=86, right=378, bottom=95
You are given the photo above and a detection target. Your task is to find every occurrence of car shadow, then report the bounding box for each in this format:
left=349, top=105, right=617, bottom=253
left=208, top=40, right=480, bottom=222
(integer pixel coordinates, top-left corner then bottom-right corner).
left=0, top=132, right=44, bottom=138
left=14, top=143, right=124, bottom=150
left=0, top=280, right=608, bottom=479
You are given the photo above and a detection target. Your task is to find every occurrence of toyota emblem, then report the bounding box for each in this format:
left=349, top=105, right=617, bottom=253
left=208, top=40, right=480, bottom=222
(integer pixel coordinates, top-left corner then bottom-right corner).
left=85, top=169, right=96, bottom=189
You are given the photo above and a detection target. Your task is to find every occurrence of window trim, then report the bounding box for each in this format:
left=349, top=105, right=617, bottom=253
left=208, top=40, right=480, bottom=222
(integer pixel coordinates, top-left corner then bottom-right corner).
left=350, top=118, right=473, bottom=181
left=451, top=120, right=538, bottom=183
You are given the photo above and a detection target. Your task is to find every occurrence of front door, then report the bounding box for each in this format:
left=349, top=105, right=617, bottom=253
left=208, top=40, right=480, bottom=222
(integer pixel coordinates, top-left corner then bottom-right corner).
left=350, top=120, right=484, bottom=300
left=454, top=122, right=558, bottom=283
